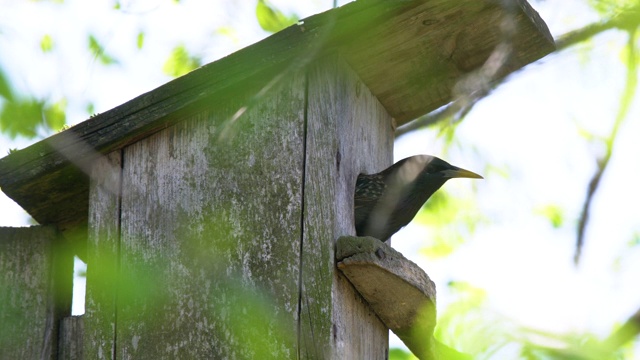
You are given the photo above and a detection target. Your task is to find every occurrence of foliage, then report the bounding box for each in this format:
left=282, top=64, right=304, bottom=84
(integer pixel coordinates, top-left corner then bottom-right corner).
left=88, top=34, right=118, bottom=66
left=256, top=0, right=298, bottom=33
left=163, top=44, right=201, bottom=77
left=1, top=0, right=640, bottom=358
left=0, top=69, right=66, bottom=139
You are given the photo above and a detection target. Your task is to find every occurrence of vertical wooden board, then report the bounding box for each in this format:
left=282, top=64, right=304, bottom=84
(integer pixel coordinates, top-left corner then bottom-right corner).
left=0, top=226, right=58, bottom=360
left=302, top=56, right=393, bottom=358
left=116, top=74, right=306, bottom=359
left=84, top=152, right=122, bottom=360
left=60, top=316, right=84, bottom=360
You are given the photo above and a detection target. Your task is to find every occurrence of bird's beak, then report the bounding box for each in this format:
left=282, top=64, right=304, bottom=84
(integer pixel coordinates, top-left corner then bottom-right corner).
left=441, top=166, right=483, bottom=179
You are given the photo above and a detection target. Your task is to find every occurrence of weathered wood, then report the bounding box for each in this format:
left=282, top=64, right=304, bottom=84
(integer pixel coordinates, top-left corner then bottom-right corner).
left=301, top=57, right=393, bottom=358
left=342, top=0, right=555, bottom=122
left=0, top=226, right=72, bottom=360
left=60, top=316, right=85, bottom=360
left=336, top=236, right=437, bottom=359
left=84, top=152, right=122, bottom=360
left=0, top=0, right=554, bottom=231
left=113, top=71, right=306, bottom=359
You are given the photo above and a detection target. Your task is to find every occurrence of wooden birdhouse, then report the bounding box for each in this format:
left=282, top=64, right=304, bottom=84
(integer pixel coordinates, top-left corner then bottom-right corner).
left=0, top=0, right=553, bottom=358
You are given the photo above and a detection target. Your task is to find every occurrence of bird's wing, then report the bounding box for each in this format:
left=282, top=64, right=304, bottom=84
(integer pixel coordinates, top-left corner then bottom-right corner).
left=354, top=175, right=386, bottom=227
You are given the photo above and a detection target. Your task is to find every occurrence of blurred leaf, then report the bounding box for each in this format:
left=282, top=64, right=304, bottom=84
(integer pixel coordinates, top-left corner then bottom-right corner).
left=0, top=68, right=15, bottom=101
left=88, top=34, right=118, bottom=65
left=435, top=281, right=511, bottom=356
left=415, top=189, right=484, bottom=258
left=113, top=1, right=120, bottom=10
left=535, top=204, right=565, bottom=228
left=0, top=97, right=66, bottom=139
left=163, top=44, right=201, bottom=77
left=86, top=102, right=95, bottom=116
left=44, top=98, right=67, bottom=131
left=40, top=34, right=54, bottom=53
left=588, top=0, right=639, bottom=17
left=256, top=0, right=298, bottom=33
left=0, top=99, right=45, bottom=138
left=389, top=348, right=418, bottom=360
left=215, top=26, right=240, bottom=44
left=627, top=232, right=640, bottom=247
left=136, top=31, right=145, bottom=50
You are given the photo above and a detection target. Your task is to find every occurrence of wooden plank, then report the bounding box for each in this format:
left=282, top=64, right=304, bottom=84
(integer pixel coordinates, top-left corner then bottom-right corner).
left=336, top=236, right=437, bottom=359
left=0, top=0, right=553, bottom=231
left=343, top=0, right=555, bottom=122
left=60, top=316, right=85, bottom=360
left=84, top=152, right=122, bottom=360
left=301, top=57, right=393, bottom=358
left=0, top=225, right=72, bottom=360
left=115, top=72, right=306, bottom=358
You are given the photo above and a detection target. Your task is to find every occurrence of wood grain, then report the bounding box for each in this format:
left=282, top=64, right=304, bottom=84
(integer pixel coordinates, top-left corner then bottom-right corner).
left=114, top=72, right=306, bottom=359
left=0, top=0, right=554, bottom=231
left=301, top=57, right=393, bottom=359
left=0, top=226, right=71, bottom=360
left=84, top=151, right=122, bottom=360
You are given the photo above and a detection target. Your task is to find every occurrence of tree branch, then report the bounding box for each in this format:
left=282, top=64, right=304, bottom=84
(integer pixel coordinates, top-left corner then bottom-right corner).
left=574, top=27, right=638, bottom=264
left=396, top=7, right=640, bottom=138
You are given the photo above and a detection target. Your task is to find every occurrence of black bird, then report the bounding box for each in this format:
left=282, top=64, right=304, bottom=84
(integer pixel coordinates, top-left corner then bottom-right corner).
left=354, top=155, right=483, bottom=241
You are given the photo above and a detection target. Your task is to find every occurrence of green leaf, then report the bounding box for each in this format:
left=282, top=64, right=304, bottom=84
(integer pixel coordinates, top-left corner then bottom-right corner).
left=40, top=34, right=54, bottom=53
left=0, top=96, right=67, bottom=139
left=0, top=99, right=45, bottom=139
left=0, top=68, right=15, bottom=101
left=136, top=31, right=145, bottom=50
left=162, top=44, right=201, bottom=77
left=88, top=34, right=118, bottom=65
left=256, top=0, right=298, bottom=33
left=389, top=348, right=417, bottom=360
left=535, top=204, right=564, bottom=228
left=86, top=102, right=95, bottom=116
left=44, top=98, right=67, bottom=131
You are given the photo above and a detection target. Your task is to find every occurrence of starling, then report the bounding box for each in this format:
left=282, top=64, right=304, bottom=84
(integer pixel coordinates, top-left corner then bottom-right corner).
left=354, top=155, right=483, bottom=241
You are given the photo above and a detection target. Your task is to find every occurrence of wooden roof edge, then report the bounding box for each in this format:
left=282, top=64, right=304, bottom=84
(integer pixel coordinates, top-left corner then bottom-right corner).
left=0, top=0, right=411, bottom=187
left=0, top=0, right=555, bottom=228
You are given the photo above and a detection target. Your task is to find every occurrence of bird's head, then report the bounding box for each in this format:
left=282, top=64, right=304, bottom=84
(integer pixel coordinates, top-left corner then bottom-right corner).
left=392, top=155, right=483, bottom=184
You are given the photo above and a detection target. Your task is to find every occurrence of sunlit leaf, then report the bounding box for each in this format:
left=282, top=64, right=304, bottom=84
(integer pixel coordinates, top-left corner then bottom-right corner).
left=44, top=98, right=67, bottom=131
left=435, top=282, right=510, bottom=356
left=215, top=26, right=240, bottom=44
left=40, top=34, right=54, bottom=53
left=414, top=188, right=484, bottom=258
left=88, top=34, right=118, bottom=65
left=86, top=102, right=95, bottom=116
left=256, top=0, right=298, bottom=33
left=136, top=31, right=145, bottom=50
left=0, top=99, right=44, bottom=139
left=0, top=68, right=14, bottom=101
left=389, top=348, right=417, bottom=360
left=163, top=44, right=201, bottom=77
left=535, top=204, right=565, bottom=228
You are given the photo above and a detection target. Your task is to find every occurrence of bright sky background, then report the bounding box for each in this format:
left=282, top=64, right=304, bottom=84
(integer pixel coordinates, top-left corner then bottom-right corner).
left=1, top=0, right=639, bottom=356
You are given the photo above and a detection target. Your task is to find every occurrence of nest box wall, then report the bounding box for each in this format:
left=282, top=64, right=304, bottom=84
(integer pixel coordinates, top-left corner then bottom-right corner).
left=0, top=0, right=554, bottom=358
left=83, top=58, right=392, bottom=359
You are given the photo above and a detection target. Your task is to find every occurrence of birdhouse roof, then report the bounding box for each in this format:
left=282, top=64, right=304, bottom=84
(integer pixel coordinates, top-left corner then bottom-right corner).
left=0, top=0, right=554, bottom=230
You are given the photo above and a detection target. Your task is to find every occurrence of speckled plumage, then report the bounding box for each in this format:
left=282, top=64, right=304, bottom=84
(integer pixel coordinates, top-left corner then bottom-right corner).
left=354, top=155, right=482, bottom=241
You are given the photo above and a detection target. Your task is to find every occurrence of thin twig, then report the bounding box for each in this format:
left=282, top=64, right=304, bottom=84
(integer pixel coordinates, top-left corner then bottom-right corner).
left=574, top=27, right=637, bottom=264
left=397, top=6, right=640, bottom=138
